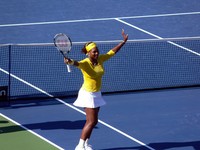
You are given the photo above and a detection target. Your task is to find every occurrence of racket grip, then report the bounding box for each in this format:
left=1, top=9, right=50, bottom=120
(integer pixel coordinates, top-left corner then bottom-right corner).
left=66, top=64, right=71, bottom=72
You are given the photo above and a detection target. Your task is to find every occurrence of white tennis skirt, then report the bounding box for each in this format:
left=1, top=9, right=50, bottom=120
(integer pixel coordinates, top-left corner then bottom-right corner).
left=73, top=88, right=106, bottom=108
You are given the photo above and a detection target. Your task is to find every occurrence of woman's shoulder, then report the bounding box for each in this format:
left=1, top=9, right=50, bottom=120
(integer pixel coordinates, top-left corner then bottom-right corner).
left=98, top=50, right=115, bottom=61
left=79, top=57, right=89, bottom=63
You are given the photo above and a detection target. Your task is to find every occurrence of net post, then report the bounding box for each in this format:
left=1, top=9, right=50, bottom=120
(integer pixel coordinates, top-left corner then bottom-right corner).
left=8, top=44, right=11, bottom=105
left=0, top=45, right=11, bottom=106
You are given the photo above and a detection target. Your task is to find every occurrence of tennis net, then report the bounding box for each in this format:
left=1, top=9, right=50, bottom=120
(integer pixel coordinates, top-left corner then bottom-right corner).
left=1, top=37, right=200, bottom=100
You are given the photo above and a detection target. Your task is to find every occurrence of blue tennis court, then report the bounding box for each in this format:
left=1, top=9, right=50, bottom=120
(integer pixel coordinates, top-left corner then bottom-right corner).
left=1, top=1, right=200, bottom=150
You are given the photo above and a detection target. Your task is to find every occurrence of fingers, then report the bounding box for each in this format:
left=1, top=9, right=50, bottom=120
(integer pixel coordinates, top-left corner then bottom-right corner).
left=122, top=29, right=128, bottom=42
left=64, top=57, right=74, bottom=65
left=64, top=57, right=69, bottom=64
left=122, top=29, right=124, bottom=34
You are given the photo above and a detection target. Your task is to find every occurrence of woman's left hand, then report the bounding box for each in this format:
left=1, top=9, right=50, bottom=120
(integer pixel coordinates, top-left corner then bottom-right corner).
left=122, top=29, right=128, bottom=43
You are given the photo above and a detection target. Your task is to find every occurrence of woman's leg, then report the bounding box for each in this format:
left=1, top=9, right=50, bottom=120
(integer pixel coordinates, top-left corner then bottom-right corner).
left=81, top=107, right=100, bottom=140
left=75, top=107, right=100, bottom=149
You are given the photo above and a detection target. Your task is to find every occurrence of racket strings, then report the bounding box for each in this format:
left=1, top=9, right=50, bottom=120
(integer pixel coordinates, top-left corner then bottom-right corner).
left=56, top=39, right=70, bottom=47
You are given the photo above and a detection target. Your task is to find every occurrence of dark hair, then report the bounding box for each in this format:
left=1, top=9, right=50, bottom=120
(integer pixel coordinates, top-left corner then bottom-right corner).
left=81, top=42, right=93, bottom=54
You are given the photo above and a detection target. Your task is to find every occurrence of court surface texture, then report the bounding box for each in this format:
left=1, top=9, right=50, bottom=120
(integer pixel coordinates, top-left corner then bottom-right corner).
left=0, top=1, right=200, bottom=150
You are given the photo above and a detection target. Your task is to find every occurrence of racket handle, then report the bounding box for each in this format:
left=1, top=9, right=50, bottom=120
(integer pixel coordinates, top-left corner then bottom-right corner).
left=66, top=64, right=71, bottom=72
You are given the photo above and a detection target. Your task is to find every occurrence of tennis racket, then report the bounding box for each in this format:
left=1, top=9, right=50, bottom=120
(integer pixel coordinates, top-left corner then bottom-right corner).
left=54, top=33, right=72, bottom=72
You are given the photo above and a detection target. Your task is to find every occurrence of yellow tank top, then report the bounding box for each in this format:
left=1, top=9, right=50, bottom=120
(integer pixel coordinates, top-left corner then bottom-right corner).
left=77, top=50, right=115, bottom=92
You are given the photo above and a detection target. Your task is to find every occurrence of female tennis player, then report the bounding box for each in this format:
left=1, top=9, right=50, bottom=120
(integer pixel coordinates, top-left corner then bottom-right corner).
left=64, top=29, right=128, bottom=150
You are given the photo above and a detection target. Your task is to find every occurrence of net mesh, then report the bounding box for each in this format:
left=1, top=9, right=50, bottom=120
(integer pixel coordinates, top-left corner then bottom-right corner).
left=1, top=38, right=200, bottom=100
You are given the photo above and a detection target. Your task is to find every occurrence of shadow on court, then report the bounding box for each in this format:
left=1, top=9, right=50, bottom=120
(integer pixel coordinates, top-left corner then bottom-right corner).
left=100, top=140, right=200, bottom=150
left=0, top=120, right=99, bottom=134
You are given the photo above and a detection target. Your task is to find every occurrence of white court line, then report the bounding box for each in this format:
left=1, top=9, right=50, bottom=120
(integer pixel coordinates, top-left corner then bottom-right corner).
left=0, top=113, right=64, bottom=150
left=115, top=18, right=200, bottom=57
left=0, top=67, right=155, bottom=150
left=0, top=11, right=199, bottom=27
